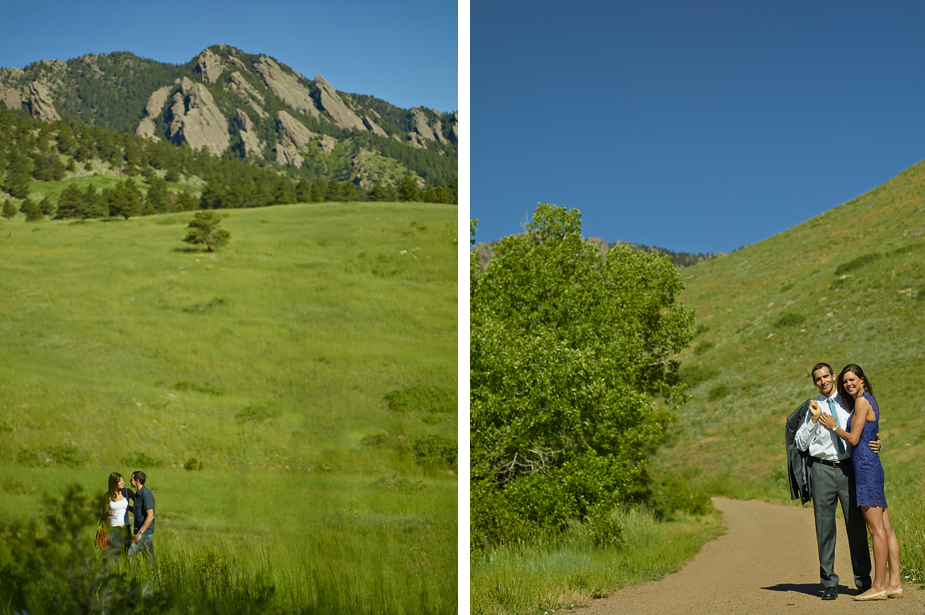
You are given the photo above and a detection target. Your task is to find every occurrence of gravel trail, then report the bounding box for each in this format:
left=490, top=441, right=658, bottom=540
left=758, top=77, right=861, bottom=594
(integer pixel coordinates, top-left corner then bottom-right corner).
left=580, top=497, right=922, bottom=614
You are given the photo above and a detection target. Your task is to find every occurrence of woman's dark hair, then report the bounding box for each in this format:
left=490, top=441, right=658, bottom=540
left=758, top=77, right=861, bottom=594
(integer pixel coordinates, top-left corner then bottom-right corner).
left=108, top=472, right=122, bottom=501
left=837, top=364, right=873, bottom=409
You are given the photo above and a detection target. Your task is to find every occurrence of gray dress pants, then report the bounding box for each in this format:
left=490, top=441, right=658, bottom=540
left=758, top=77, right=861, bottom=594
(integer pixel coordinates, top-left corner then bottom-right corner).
left=809, top=459, right=872, bottom=589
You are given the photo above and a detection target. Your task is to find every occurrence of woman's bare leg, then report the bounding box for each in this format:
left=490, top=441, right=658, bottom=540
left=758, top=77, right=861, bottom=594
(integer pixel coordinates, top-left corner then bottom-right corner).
left=882, top=509, right=902, bottom=592
left=860, top=505, right=888, bottom=594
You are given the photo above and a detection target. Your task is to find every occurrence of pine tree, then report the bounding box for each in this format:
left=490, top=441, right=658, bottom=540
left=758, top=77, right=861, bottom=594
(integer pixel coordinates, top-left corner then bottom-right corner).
left=55, top=183, right=85, bottom=219
left=183, top=211, right=230, bottom=252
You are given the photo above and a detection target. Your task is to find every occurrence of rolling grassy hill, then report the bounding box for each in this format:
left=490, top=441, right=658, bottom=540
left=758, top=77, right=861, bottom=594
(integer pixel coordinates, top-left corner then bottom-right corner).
left=654, top=159, right=925, bottom=574
left=0, top=201, right=457, bottom=613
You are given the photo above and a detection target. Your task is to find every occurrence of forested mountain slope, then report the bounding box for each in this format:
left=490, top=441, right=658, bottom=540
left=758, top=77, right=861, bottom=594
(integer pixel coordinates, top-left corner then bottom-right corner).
left=0, top=45, right=456, bottom=189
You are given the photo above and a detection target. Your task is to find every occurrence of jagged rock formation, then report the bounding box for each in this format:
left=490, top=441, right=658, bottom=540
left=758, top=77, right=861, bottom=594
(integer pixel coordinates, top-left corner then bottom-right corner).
left=228, top=71, right=268, bottom=118
left=168, top=77, right=229, bottom=153
left=275, top=110, right=319, bottom=166
left=254, top=56, right=320, bottom=119
left=136, top=85, right=172, bottom=139
left=236, top=109, right=264, bottom=158
left=314, top=76, right=365, bottom=131
left=197, top=49, right=225, bottom=84
left=27, top=81, right=60, bottom=122
left=362, top=114, right=388, bottom=137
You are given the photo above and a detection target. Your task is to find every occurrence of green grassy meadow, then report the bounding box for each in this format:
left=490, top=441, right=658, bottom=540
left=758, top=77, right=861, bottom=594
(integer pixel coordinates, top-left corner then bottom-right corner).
left=0, top=201, right=457, bottom=613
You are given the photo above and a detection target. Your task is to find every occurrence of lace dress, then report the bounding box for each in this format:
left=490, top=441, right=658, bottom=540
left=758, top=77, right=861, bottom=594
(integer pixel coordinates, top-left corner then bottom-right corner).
left=847, top=392, right=887, bottom=508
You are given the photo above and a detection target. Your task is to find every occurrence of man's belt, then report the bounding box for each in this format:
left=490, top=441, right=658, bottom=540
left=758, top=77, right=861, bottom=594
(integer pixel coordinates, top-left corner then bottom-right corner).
left=811, top=456, right=850, bottom=468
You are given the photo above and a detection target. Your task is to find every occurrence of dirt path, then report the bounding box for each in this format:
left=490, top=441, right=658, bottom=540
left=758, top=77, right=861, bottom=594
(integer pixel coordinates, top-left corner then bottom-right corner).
left=581, top=498, right=922, bottom=614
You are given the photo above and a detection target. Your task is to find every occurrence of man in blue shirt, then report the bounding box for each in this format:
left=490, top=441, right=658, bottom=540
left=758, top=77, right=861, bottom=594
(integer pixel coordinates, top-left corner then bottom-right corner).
left=128, top=470, right=155, bottom=564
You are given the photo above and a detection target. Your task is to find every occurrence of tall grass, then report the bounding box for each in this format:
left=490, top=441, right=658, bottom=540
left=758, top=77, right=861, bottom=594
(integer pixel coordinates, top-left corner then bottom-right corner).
left=0, top=202, right=457, bottom=612
left=471, top=507, right=723, bottom=615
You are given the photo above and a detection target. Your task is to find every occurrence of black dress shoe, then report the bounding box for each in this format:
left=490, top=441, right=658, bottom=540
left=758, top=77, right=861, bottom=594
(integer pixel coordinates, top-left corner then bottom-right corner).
left=822, top=587, right=838, bottom=600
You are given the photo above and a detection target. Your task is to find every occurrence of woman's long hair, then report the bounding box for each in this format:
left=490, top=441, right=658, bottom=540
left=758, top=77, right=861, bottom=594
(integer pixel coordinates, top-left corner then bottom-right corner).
left=108, top=472, right=123, bottom=501
left=837, top=364, right=873, bottom=410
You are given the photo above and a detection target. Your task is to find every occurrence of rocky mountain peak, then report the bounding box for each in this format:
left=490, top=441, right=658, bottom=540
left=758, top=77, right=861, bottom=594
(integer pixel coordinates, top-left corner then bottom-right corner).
left=197, top=49, right=225, bottom=84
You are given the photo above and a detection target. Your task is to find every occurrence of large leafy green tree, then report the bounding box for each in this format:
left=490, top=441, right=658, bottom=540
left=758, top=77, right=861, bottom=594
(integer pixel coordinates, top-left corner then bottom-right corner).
left=470, top=204, right=694, bottom=549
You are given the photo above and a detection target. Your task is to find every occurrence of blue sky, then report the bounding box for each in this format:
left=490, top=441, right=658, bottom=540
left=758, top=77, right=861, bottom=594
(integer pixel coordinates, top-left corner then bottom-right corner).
left=471, top=0, right=925, bottom=254
left=0, top=0, right=458, bottom=113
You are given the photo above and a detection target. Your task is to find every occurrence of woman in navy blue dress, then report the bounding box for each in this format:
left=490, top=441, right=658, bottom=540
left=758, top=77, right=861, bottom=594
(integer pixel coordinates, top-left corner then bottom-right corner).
left=820, top=365, right=903, bottom=601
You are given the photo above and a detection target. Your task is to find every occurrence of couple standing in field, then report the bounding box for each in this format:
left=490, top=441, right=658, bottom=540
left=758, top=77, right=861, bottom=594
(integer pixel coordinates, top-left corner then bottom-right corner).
left=105, top=470, right=155, bottom=564
left=787, top=362, right=903, bottom=601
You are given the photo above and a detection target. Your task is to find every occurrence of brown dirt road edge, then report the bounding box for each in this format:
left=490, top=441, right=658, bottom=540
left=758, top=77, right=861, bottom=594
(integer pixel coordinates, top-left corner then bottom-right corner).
left=579, top=497, right=922, bottom=615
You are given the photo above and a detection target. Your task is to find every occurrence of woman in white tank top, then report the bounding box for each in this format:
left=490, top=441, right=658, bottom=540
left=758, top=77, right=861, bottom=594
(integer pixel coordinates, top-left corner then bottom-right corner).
left=105, top=472, right=134, bottom=555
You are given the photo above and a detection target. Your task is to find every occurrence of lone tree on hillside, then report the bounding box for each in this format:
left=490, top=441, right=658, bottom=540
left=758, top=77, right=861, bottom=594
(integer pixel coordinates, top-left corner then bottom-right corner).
left=183, top=211, right=230, bottom=252
left=470, top=204, right=694, bottom=550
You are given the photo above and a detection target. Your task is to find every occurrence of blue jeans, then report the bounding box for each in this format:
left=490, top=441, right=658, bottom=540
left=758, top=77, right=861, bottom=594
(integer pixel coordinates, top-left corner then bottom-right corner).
left=108, top=526, right=130, bottom=562
left=127, top=530, right=156, bottom=566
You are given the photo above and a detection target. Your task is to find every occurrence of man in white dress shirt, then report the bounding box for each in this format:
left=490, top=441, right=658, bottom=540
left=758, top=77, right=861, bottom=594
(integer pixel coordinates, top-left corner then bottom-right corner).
left=793, top=362, right=876, bottom=600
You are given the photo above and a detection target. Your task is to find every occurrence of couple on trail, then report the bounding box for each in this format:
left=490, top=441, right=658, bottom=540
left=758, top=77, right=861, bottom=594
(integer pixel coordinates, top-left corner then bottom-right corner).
left=786, top=363, right=902, bottom=601
left=104, top=470, right=155, bottom=564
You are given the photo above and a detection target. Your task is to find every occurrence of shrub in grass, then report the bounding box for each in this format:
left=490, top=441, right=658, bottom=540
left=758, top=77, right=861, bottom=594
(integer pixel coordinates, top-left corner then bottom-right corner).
left=774, top=312, right=807, bottom=327
left=172, top=380, right=224, bottom=395
left=122, top=452, right=163, bottom=467
left=234, top=405, right=275, bottom=423
left=694, top=340, right=715, bottom=355
left=834, top=252, right=881, bottom=276
left=184, top=457, right=204, bottom=471
left=707, top=384, right=729, bottom=401
left=679, top=364, right=720, bottom=388
left=649, top=478, right=713, bottom=519
left=411, top=435, right=457, bottom=467
left=16, top=448, right=42, bottom=467
left=385, top=384, right=456, bottom=413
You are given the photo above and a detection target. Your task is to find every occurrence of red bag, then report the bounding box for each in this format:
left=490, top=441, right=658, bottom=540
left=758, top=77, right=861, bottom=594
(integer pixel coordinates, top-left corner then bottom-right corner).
left=95, top=526, right=109, bottom=550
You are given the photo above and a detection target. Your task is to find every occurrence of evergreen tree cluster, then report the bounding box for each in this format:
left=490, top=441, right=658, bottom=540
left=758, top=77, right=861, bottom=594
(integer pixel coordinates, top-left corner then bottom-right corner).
left=0, top=109, right=457, bottom=222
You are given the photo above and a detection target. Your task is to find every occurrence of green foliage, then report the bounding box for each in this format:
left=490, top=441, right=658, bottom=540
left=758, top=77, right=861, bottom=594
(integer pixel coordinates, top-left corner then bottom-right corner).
left=399, top=175, right=420, bottom=202
left=706, top=383, right=729, bottom=401
left=182, top=211, right=230, bottom=252
left=411, top=435, right=457, bottom=467
left=21, top=198, right=42, bottom=222
left=122, top=452, right=164, bottom=468
left=834, top=252, right=881, bottom=276
left=470, top=204, right=694, bottom=549
left=694, top=340, right=715, bottom=355
left=678, top=363, right=720, bottom=388
left=0, top=484, right=158, bottom=614
left=384, top=385, right=456, bottom=413
left=2, top=199, right=16, bottom=219
left=773, top=311, right=807, bottom=327
left=107, top=179, right=143, bottom=220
